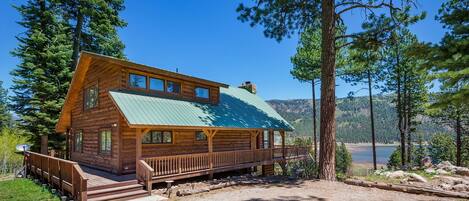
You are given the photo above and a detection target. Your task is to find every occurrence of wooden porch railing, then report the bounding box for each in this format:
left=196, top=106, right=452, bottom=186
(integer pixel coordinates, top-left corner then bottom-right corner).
left=25, top=151, right=88, bottom=201
left=142, top=147, right=308, bottom=178
left=136, top=160, right=154, bottom=195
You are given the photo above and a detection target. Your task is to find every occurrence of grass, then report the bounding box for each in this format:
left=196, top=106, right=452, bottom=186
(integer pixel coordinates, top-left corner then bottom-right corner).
left=0, top=178, right=60, bottom=201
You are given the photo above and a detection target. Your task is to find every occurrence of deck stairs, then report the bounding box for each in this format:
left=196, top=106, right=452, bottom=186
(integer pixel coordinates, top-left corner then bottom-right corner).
left=87, top=180, right=149, bottom=201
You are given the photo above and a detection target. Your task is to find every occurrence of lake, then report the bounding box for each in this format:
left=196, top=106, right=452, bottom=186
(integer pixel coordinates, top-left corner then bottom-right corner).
left=347, top=145, right=397, bottom=164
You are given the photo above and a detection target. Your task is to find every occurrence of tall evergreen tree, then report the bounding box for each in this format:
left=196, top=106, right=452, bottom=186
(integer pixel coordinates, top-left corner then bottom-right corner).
left=10, top=0, right=73, bottom=151
left=382, top=28, right=428, bottom=167
left=0, top=81, right=12, bottom=128
left=237, top=0, right=422, bottom=180
left=56, top=0, right=127, bottom=67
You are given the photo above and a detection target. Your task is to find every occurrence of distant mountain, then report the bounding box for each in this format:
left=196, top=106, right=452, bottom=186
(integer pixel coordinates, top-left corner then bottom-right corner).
left=267, top=95, right=450, bottom=143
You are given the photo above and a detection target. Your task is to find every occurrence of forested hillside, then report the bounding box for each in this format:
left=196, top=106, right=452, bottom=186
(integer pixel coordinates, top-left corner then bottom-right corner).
left=268, top=95, right=450, bottom=143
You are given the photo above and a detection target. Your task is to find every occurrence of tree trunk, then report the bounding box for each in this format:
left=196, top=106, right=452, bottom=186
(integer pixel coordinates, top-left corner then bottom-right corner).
left=395, top=42, right=406, bottom=168
left=407, top=96, right=412, bottom=165
left=71, top=7, right=84, bottom=69
left=456, top=115, right=462, bottom=166
left=312, top=79, right=318, bottom=178
left=319, top=0, right=336, bottom=181
left=367, top=70, right=377, bottom=170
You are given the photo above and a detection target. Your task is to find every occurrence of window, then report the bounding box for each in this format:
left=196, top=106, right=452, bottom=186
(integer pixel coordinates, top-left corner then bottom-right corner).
left=84, top=85, right=98, bottom=110
left=195, top=131, right=207, bottom=141
left=195, top=87, right=209, bottom=99
left=263, top=130, right=270, bottom=148
left=166, top=81, right=180, bottom=94
left=149, top=77, right=164, bottom=91
left=129, top=73, right=147, bottom=89
left=99, top=130, right=112, bottom=154
left=74, top=130, right=83, bottom=152
left=142, top=131, right=172, bottom=144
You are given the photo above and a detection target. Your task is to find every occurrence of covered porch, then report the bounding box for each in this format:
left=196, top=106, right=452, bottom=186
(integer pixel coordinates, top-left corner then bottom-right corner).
left=134, top=128, right=310, bottom=186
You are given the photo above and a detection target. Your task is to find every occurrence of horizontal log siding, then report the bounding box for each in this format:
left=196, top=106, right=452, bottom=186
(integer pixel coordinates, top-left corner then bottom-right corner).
left=70, top=60, right=122, bottom=174
left=119, top=124, right=252, bottom=173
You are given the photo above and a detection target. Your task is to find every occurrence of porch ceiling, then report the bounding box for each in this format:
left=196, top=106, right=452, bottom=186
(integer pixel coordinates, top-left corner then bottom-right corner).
left=109, top=86, right=293, bottom=131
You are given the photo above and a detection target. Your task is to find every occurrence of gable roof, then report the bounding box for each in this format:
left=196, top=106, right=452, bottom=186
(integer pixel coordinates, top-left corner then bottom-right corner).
left=109, top=87, right=293, bottom=131
left=56, top=51, right=228, bottom=132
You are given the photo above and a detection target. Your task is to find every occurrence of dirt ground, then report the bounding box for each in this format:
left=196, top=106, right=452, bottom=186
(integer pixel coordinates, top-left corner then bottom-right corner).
left=174, top=180, right=460, bottom=201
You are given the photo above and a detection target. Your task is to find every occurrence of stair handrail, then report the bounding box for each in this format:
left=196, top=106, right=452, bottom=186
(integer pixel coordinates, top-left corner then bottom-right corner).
left=137, top=160, right=154, bottom=195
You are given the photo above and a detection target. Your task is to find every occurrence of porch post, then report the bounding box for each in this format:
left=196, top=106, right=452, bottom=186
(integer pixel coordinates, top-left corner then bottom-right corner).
left=136, top=128, right=142, bottom=160
left=203, top=129, right=217, bottom=179
left=280, top=130, right=285, bottom=159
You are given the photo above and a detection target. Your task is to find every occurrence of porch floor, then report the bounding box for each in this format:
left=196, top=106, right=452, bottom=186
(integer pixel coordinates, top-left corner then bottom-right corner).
left=80, top=166, right=136, bottom=188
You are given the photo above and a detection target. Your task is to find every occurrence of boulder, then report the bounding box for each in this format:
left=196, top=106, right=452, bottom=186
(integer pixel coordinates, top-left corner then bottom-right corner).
left=436, top=169, right=450, bottom=175
left=437, top=161, right=456, bottom=172
left=455, top=167, right=469, bottom=176
left=452, top=184, right=469, bottom=192
left=405, top=173, right=428, bottom=183
left=388, top=170, right=405, bottom=179
left=424, top=168, right=436, bottom=174
left=438, top=183, right=452, bottom=191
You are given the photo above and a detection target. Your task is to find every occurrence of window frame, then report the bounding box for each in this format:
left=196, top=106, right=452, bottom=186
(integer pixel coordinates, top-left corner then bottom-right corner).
left=166, top=81, right=181, bottom=94
left=149, top=77, right=165, bottom=92
left=128, top=73, right=147, bottom=89
left=84, top=83, right=99, bottom=110
left=195, top=131, right=207, bottom=141
left=194, top=87, right=210, bottom=100
left=98, top=129, right=112, bottom=155
left=74, top=130, right=83, bottom=153
left=142, top=131, right=173, bottom=144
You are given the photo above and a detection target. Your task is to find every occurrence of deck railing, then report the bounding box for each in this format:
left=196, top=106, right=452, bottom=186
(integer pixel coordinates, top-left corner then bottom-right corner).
left=136, top=160, right=154, bottom=195
left=143, top=147, right=308, bottom=178
left=25, top=151, right=88, bottom=201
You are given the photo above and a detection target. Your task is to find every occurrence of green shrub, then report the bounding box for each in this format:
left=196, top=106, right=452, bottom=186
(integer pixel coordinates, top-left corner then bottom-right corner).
left=429, top=133, right=456, bottom=164
left=387, top=146, right=402, bottom=169
left=0, top=128, right=28, bottom=175
left=336, top=142, right=352, bottom=175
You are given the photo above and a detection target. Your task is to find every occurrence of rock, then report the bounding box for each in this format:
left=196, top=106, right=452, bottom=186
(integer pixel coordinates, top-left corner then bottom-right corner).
left=436, top=169, right=450, bottom=175
left=437, top=161, right=456, bottom=172
left=421, top=156, right=432, bottom=168
left=435, top=175, right=467, bottom=185
left=405, top=173, right=428, bottom=183
left=424, top=168, right=436, bottom=174
left=388, top=170, right=405, bottom=179
left=438, top=183, right=452, bottom=191
left=455, top=167, right=469, bottom=176
left=452, top=184, right=468, bottom=192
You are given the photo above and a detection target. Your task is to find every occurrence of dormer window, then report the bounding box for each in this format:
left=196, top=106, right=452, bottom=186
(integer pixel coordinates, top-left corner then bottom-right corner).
left=195, top=87, right=209, bottom=99
left=166, top=81, right=180, bottom=94
left=129, top=73, right=146, bottom=89
left=150, top=77, right=164, bottom=91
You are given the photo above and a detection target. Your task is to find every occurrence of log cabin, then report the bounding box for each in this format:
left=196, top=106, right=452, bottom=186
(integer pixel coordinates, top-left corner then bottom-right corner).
left=43, top=51, right=309, bottom=199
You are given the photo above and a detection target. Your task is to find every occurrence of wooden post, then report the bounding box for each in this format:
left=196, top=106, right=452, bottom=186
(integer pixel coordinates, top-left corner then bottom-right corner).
left=203, top=129, right=217, bottom=179
left=136, top=128, right=142, bottom=160
left=41, top=135, right=48, bottom=155
left=280, top=130, right=285, bottom=159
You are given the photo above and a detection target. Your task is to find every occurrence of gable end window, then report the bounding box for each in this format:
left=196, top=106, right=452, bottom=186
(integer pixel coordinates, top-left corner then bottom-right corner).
left=195, top=87, right=209, bottom=99
left=84, top=85, right=98, bottom=110
left=99, top=130, right=112, bottom=154
left=129, top=73, right=147, bottom=89
left=142, top=131, right=173, bottom=144
left=195, top=131, right=207, bottom=141
left=74, top=130, right=83, bottom=152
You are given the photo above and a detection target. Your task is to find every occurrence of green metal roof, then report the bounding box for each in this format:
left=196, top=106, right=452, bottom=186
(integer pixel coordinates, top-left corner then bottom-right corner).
left=109, top=87, right=293, bottom=131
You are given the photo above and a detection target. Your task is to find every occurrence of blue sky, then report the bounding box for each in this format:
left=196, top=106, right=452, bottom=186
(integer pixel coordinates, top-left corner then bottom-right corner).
left=0, top=0, right=446, bottom=100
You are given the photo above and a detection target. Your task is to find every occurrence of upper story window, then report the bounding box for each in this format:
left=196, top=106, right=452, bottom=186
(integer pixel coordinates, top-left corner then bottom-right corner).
left=74, top=130, right=83, bottom=152
left=129, top=73, right=147, bottom=89
left=166, top=81, right=180, bottom=94
left=84, top=85, right=98, bottom=110
left=142, top=131, right=173, bottom=144
left=195, top=87, right=209, bottom=99
left=149, top=77, right=164, bottom=91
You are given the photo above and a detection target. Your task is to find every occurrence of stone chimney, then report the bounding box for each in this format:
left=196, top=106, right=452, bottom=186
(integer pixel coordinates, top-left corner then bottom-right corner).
left=239, top=81, right=256, bottom=94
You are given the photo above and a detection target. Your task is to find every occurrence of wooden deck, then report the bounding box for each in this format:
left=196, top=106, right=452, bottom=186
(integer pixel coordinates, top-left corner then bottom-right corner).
left=80, top=166, right=135, bottom=189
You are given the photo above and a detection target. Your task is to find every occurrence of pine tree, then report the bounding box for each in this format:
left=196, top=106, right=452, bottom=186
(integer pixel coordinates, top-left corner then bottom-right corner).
left=0, top=81, right=11, bottom=128
left=10, top=0, right=73, bottom=151
left=56, top=0, right=127, bottom=66
left=414, top=133, right=426, bottom=167
left=237, top=0, right=423, bottom=180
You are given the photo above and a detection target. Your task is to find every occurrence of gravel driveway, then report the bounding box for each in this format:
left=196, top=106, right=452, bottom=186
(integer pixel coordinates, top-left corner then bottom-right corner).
left=175, top=180, right=458, bottom=201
